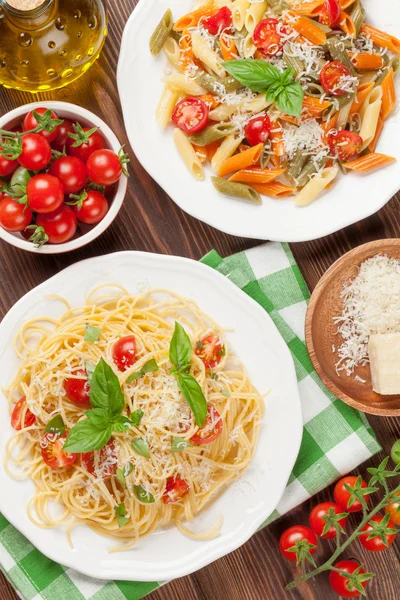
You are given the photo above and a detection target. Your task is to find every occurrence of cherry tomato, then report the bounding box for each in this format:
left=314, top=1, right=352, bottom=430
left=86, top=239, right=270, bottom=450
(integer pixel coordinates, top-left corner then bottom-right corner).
left=0, top=151, right=18, bottom=177
left=195, top=334, right=225, bottom=369
left=162, top=476, right=190, bottom=504
left=36, top=205, right=77, bottom=244
left=172, top=97, right=209, bottom=135
left=319, top=0, right=341, bottom=28
left=11, top=397, right=36, bottom=430
left=41, top=431, right=77, bottom=469
left=309, top=502, right=347, bottom=539
left=279, top=525, right=317, bottom=563
left=69, top=129, right=107, bottom=162
left=50, top=156, right=88, bottom=194
left=334, top=476, right=369, bottom=512
left=82, top=440, right=118, bottom=478
left=244, top=115, right=271, bottom=146
left=26, top=174, right=64, bottom=214
left=359, top=515, right=397, bottom=552
left=191, top=405, right=223, bottom=445
left=52, top=118, right=75, bottom=151
left=112, top=335, right=137, bottom=371
left=390, top=439, right=400, bottom=464
left=73, top=190, right=108, bottom=225
left=0, top=196, right=32, bottom=232
left=320, top=61, right=352, bottom=96
left=253, top=18, right=286, bottom=56
left=385, top=491, right=400, bottom=526
left=63, top=370, right=90, bottom=408
left=202, top=6, right=232, bottom=35
left=86, top=149, right=123, bottom=186
left=329, top=560, right=368, bottom=598
left=18, top=133, right=52, bottom=171
left=329, top=130, right=363, bottom=161
left=23, top=107, right=60, bottom=143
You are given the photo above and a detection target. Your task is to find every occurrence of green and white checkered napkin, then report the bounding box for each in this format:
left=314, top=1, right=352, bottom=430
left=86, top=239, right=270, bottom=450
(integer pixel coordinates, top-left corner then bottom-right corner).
left=0, top=242, right=381, bottom=600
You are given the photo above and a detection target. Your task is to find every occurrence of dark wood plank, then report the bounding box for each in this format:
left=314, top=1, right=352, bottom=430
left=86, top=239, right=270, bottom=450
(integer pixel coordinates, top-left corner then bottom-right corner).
left=0, top=1, right=399, bottom=599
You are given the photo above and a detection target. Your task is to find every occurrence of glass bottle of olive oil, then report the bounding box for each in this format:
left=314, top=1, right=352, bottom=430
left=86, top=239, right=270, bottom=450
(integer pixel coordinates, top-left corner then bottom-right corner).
left=0, top=0, right=107, bottom=92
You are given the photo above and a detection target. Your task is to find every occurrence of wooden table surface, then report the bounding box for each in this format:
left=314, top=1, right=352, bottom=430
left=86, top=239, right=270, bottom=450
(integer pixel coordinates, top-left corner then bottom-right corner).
left=1, top=1, right=400, bottom=599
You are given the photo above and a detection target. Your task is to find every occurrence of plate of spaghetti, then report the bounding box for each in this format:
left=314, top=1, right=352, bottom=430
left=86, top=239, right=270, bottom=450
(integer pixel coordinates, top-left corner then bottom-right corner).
left=118, top=0, right=400, bottom=241
left=0, top=251, right=302, bottom=581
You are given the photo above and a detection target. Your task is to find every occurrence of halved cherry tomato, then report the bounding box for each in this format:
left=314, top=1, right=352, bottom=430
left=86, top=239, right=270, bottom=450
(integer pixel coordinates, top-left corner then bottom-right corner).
left=23, top=107, right=60, bottom=143
left=309, top=502, right=347, bottom=539
left=69, top=129, right=107, bottom=163
left=334, top=476, right=370, bottom=512
left=11, top=397, right=36, bottom=430
left=191, top=405, right=223, bottom=445
left=320, top=61, right=352, bottom=96
left=50, top=156, right=88, bottom=194
left=64, top=370, right=91, bottom=408
left=172, top=97, right=209, bottom=134
left=41, top=431, right=77, bottom=469
left=0, top=151, right=18, bottom=177
left=36, top=205, right=77, bottom=244
left=385, top=491, right=400, bottom=526
left=202, top=6, right=232, bottom=35
left=86, top=149, right=123, bottom=186
left=162, top=476, right=190, bottom=504
left=18, top=133, right=52, bottom=171
left=113, top=335, right=137, bottom=371
left=279, top=525, right=317, bottom=563
left=73, top=190, right=108, bottom=225
left=253, top=18, right=286, bottom=57
left=26, top=174, right=64, bottom=214
left=0, top=196, right=32, bottom=232
left=329, top=130, right=363, bottom=161
left=82, top=440, right=118, bottom=478
left=329, top=560, right=368, bottom=598
left=319, top=0, right=341, bottom=28
left=359, top=515, right=397, bottom=552
left=195, top=334, right=225, bottom=369
left=244, top=115, right=271, bottom=147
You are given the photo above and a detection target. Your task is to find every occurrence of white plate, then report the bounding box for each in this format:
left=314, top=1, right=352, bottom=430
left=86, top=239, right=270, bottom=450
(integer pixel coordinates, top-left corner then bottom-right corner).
left=117, top=0, right=400, bottom=242
left=0, top=251, right=302, bottom=581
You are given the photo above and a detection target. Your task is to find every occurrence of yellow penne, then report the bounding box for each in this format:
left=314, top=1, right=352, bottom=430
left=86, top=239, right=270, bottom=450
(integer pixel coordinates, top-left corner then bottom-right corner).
left=173, top=128, right=205, bottom=180
left=211, top=134, right=243, bottom=172
left=191, top=31, right=226, bottom=78
left=156, top=85, right=180, bottom=128
left=295, top=167, right=339, bottom=207
left=162, top=74, right=206, bottom=95
left=245, top=1, right=267, bottom=35
left=232, top=0, right=250, bottom=30
left=359, top=86, right=383, bottom=150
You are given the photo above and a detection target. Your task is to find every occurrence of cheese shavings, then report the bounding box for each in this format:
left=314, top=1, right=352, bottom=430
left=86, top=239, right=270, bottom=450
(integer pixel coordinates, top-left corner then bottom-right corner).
left=282, top=118, right=328, bottom=159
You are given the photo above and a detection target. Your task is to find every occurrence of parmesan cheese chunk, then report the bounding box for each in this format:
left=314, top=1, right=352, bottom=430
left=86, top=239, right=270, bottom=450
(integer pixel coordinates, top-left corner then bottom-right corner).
left=368, top=333, right=400, bottom=395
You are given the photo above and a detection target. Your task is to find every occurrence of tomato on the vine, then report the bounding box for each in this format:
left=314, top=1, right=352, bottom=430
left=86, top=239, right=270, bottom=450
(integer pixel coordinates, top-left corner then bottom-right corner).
left=18, top=133, right=52, bottom=171
left=73, top=190, right=108, bottom=225
left=0, top=196, right=32, bottom=232
left=11, top=397, right=36, bottom=430
left=191, top=405, right=223, bottom=445
left=0, top=152, right=18, bottom=177
left=112, top=335, right=137, bottom=371
left=385, top=491, right=400, bottom=525
left=86, top=149, right=124, bottom=186
left=69, top=128, right=107, bottom=162
left=359, top=515, right=397, bottom=552
left=329, top=560, right=368, bottom=598
left=309, top=502, right=347, bottom=539
left=27, top=174, right=64, bottom=214
left=36, top=205, right=77, bottom=244
left=52, top=118, right=75, bottom=151
left=50, top=156, right=88, bottom=194
left=334, top=476, right=370, bottom=512
left=279, top=525, right=317, bottom=563
left=23, top=107, right=60, bottom=143
left=162, top=476, right=190, bottom=504
left=63, top=370, right=91, bottom=408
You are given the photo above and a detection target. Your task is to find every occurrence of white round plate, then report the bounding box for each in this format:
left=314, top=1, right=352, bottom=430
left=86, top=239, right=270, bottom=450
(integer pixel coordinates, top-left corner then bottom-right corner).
left=0, top=251, right=302, bottom=581
left=117, top=0, right=400, bottom=242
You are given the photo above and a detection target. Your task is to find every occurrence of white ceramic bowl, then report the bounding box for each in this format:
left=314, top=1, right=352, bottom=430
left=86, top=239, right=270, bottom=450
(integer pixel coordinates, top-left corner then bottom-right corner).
left=0, top=101, right=128, bottom=254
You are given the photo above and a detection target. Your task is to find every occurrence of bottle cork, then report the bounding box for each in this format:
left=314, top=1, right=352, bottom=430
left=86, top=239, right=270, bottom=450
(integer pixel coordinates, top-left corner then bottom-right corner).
left=6, top=0, right=46, bottom=9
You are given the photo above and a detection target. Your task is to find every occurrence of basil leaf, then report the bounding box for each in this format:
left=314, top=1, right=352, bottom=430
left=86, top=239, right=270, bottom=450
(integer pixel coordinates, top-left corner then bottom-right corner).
left=126, top=359, right=159, bottom=383
left=85, top=361, right=95, bottom=384
left=169, top=322, right=192, bottom=372
left=130, top=409, right=144, bottom=425
left=63, top=420, right=112, bottom=453
left=222, top=59, right=281, bottom=92
left=275, top=81, right=304, bottom=117
left=112, top=415, right=134, bottom=432
left=280, top=67, right=295, bottom=85
left=133, top=485, right=155, bottom=503
left=85, top=408, right=110, bottom=429
left=131, top=438, right=150, bottom=458
left=116, top=462, right=134, bottom=487
left=44, top=414, right=65, bottom=435
left=84, top=324, right=101, bottom=342
left=171, top=436, right=192, bottom=453
left=177, top=372, right=207, bottom=427
left=114, top=503, right=129, bottom=528
left=90, top=358, right=124, bottom=417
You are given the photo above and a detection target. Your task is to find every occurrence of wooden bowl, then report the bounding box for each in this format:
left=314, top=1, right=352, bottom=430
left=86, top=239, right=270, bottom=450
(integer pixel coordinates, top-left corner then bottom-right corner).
left=306, top=239, right=400, bottom=417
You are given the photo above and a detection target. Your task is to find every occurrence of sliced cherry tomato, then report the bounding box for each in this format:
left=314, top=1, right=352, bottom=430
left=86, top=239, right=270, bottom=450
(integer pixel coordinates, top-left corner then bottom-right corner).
left=86, top=149, right=123, bottom=186
left=36, top=205, right=77, bottom=244
left=329, top=130, right=363, bottom=161
left=18, top=133, right=52, bottom=171
left=172, top=97, right=209, bottom=135
left=0, top=195, right=32, bottom=232
left=253, top=18, right=286, bottom=57
left=0, top=151, right=18, bottom=177
left=202, top=6, right=232, bottom=35
left=334, top=476, right=370, bottom=512
left=82, top=440, right=118, bottom=478
left=23, top=107, right=60, bottom=143
left=112, top=335, right=137, bottom=371
left=359, top=515, right=397, bottom=552
left=52, top=118, right=75, bottom=151
left=70, top=129, right=107, bottom=163
left=329, top=560, right=368, bottom=598
left=385, top=491, right=400, bottom=526
left=41, top=431, right=77, bottom=469
left=320, top=60, right=352, bottom=96
left=50, top=156, right=88, bottom=194
left=11, top=397, right=36, bottom=430
left=162, top=476, right=190, bottom=504
left=279, top=525, right=317, bottom=563
left=195, top=334, right=225, bottom=369
left=309, top=502, right=347, bottom=539
left=244, top=115, right=271, bottom=146
left=64, top=370, right=91, bottom=408
left=191, top=405, right=223, bottom=445
left=26, top=174, right=64, bottom=214
left=319, top=0, right=341, bottom=28
left=73, top=190, right=108, bottom=225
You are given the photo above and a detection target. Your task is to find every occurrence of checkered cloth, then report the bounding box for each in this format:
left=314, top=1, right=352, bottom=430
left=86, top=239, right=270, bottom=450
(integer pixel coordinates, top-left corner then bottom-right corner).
left=0, top=243, right=381, bottom=600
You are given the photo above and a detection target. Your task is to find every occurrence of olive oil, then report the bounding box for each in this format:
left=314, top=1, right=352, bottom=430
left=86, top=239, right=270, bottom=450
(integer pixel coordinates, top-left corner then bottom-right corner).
left=0, top=0, right=107, bottom=92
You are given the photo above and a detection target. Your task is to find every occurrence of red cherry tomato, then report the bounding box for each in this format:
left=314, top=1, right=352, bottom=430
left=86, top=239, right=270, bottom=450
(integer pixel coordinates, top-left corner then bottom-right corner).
left=253, top=18, right=286, bottom=56
left=70, top=129, right=107, bottom=163
left=52, top=118, right=75, bottom=151
left=41, top=431, right=77, bottom=469
left=50, top=156, right=88, bottom=194
left=309, top=502, right=347, bottom=539
left=11, top=397, right=36, bottom=430
left=26, top=174, right=64, bottom=214
left=172, top=97, right=209, bottom=134
left=0, top=196, right=32, bottom=232
left=320, top=61, right=352, bottom=96
left=359, top=515, right=397, bottom=552
left=73, top=190, right=108, bottom=225
left=195, top=334, right=225, bottom=369
left=329, top=560, right=368, bottom=598
left=82, top=440, right=118, bottom=478
left=244, top=115, right=271, bottom=146
left=86, top=149, right=123, bottom=186
left=385, top=491, right=400, bottom=526
left=334, top=476, right=370, bottom=512
left=328, top=130, right=363, bottom=161
left=319, top=0, right=341, bottom=28
left=36, top=205, right=77, bottom=244
left=63, top=370, right=90, bottom=408
left=279, top=525, right=317, bottom=563
left=23, top=107, right=60, bottom=143
left=0, top=151, right=18, bottom=177
left=202, top=6, right=232, bottom=35
left=112, top=335, right=137, bottom=371
left=162, top=476, right=190, bottom=504
left=191, top=405, right=223, bottom=445
left=18, top=133, right=52, bottom=171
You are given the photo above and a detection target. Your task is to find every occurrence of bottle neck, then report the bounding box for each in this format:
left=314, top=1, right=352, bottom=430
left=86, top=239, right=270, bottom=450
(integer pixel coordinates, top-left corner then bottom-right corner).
left=1, top=0, right=56, bottom=27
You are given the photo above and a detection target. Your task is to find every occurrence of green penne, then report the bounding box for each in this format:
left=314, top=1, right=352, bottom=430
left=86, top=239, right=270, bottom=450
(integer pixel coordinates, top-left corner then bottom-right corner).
left=296, top=157, right=329, bottom=188
left=326, top=37, right=356, bottom=76
left=189, top=123, right=236, bottom=146
left=149, top=9, right=173, bottom=56
left=283, top=45, right=305, bottom=78
left=211, top=177, right=262, bottom=204
left=287, top=149, right=308, bottom=185
left=260, top=145, right=272, bottom=169
left=195, top=72, right=243, bottom=95
left=350, top=1, right=365, bottom=37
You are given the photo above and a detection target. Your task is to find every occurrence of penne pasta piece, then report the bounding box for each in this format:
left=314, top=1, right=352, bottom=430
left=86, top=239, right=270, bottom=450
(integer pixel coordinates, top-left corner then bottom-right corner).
left=149, top=9, right=173, bottom=56
left=337, top=98, right=353, bottom=129
left=285, top=11, right=327, bottom=45
left=326, top=36, right=356, bottom=74
left=296, top=157, right=328, bottom=187
left=198, top=93, right=220, bottom=109
left=232, top=0, right=251, bottom=30
left=349, top=52, right=384, bottom=70
left=295, top=166, right=339, bottom=206
left=205, top=140, right=222, bottom=160
left=174, top=7, right=215, bottom=31
left=270, top=123, right=285, bottom=157
left=245, top=1, right=267, bottom=35
left=162, top=74, right=206, bottom=95
left=359, top=85, right=383, bottom=150
left=360, top=24, right=400, bottom=55
left=228, top=166, right=285, bottom=183
left=349, top=0, right=365, bottom=36
left=156, top=85, right=180, bottom=128
left=368, top=114, right=383, bottom=152
left=286, top=148, right=308, bottom=183
left=349, top=81, right=374, bottom=115
left=193, top=144, right=208, bottom=162
left=344, top=153, right=396, bottom=172
left=218, top=143, right=263, bottom=176
left=242, top=32, right=257, bottom=58
left=287, top=0, right=324, bottom=16
left=211, top=134, right=243, bottom=172
left=164, top=37, right=183, bottom=71
left=220, top=35, right=238, bottom=61
left=302, top=96, right=332, bottom=118
left=381, top=67, right=396, bottom=120
left=189, top=122, right=237, bottom=146
left=173, top=128, right=205, bottom=180
left=251, top=181, right=296, bottom=197
left=338, top=10, right=356, bottom=37
left=211, top=176, right=262, bottom=202
left=192, top=31, right=226, bottom=78
left=339, top=0, right=356, bottom=8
